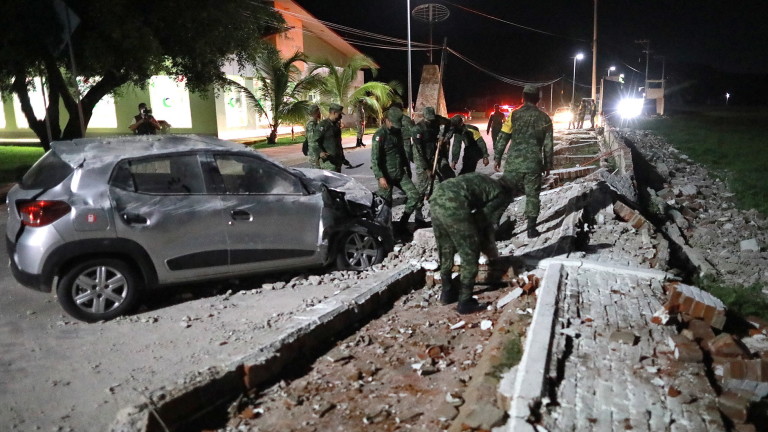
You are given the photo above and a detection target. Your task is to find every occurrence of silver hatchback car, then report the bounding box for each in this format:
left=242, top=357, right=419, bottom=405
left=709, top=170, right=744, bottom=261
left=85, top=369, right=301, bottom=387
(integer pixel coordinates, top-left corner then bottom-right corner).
left=6, top=135, right=392, bottom=322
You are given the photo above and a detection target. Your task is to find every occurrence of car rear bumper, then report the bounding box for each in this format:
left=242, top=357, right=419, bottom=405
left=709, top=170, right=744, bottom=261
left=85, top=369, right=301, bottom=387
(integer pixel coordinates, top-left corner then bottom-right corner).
left=7, top=237, right=51, bottom=292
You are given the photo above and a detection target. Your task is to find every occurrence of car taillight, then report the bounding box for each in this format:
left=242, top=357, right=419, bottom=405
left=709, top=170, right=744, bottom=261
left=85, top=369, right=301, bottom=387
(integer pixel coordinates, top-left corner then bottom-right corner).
left=16, top=200, right=71, bottom=227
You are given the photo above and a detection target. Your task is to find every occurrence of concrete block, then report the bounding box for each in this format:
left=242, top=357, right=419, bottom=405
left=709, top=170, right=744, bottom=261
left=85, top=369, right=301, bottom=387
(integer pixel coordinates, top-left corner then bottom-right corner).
left=740, top=238, right=760, bottom=252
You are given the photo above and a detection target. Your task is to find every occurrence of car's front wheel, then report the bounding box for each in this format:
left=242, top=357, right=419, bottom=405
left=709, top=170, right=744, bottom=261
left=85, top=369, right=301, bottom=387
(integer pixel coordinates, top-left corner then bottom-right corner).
left=56, top=259, right=141, bottom=322
left=336, top=230, right=385, bottom=271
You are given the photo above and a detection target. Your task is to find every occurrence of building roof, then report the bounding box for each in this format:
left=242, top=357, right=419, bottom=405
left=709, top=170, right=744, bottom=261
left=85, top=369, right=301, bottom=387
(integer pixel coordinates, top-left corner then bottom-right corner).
left=274, top=0, right=374, bottom=66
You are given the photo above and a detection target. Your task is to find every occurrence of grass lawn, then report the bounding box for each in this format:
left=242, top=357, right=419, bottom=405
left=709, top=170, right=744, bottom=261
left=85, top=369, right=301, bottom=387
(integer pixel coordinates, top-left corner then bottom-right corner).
left=0, top=146, right=45, bottom=183
left=635, top=107, right=768, bottom=215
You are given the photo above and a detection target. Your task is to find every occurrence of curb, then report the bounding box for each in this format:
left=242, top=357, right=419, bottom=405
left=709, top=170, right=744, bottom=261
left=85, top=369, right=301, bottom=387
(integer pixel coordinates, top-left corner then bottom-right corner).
left=110, top=266, right=425, bottom=432
left=507, top=263, right=562, bottom=431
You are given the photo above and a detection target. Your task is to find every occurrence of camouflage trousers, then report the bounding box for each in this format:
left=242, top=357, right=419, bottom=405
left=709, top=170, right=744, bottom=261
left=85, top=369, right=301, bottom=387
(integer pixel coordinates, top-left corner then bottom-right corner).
left=430, top=186, right=495, bottom=301
left=319, top=160, right=341, bottom=173
left=415, top=157, right=455, bottom=196
left=502, top=169, right=542, bottom=218
left=377, top=174, right=423, bottom=214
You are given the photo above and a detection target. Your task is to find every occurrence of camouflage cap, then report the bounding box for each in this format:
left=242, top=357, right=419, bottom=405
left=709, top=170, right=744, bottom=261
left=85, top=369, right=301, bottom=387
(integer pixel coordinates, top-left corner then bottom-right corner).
left=422, top=106, right=436, bottom=120
left=450, top=115, right=464, bottom=127
left=387, top=107, right=404, bottom=128
left=523, top=84, right=539, bottom=94
left=329, top=103, right=344, bottom=113
left=309, top=104, right=320, bottom=114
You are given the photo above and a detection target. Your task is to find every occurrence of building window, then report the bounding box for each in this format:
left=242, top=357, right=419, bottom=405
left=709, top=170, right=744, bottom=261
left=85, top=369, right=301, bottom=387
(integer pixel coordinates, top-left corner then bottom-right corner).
left=149, top=76, right=193, bottom=129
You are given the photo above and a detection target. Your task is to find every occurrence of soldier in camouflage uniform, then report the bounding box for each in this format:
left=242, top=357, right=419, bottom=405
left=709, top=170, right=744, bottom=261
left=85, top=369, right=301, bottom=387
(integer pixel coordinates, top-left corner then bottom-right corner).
left=494, top=85, right=554, bottom=238
left=486, top=104, right=505, bottom=145
left=450, top=115, right=490, bottom=175
left=305, top=104, right=322, bottom=168
left=411, top=106, right=455, bottom=197
left=317, top=103, right=350, bottom=172
left=371, top=107, right=422, bottom=234
left=429, top=173, right=516, bottom=314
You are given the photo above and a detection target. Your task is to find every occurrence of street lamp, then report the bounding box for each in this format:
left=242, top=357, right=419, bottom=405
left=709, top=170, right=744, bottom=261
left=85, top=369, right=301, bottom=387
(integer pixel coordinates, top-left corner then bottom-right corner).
left=571, top=53, right=584, bottom=105
left=726, top=92, right=730, bottom=105
left=607, top=66, right=616, bottom=76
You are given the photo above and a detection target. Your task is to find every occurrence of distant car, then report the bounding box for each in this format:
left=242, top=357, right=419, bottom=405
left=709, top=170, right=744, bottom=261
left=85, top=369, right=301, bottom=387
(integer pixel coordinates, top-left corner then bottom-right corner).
left=447, top=109, right=472, bottom=121
left=486, top=104, right=516, bottom=119
left=6, top=135, right=393, bottom=322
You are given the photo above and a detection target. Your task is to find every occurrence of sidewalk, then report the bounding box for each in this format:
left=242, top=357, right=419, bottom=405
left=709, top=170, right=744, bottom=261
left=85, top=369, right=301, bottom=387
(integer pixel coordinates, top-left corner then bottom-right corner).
left=257, top=133, right=372, bottom=166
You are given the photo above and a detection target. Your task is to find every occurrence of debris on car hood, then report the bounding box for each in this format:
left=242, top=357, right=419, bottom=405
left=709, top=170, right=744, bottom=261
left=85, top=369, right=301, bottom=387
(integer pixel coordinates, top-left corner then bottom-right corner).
left=295, top=168, right=373, bottom=207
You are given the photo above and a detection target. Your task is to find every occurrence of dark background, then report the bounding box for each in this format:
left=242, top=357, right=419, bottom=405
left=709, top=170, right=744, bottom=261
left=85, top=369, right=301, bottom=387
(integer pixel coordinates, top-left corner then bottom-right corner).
left=299, top=1, right=768, bottom=110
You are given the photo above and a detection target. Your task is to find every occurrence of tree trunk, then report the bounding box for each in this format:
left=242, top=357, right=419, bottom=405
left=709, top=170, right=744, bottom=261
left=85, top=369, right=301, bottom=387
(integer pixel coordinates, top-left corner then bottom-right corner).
left=11, top=74, right=51, bottom=150
left=268, top=124, right=278, bottom=144
left=62, top=71, right=127, bottom=140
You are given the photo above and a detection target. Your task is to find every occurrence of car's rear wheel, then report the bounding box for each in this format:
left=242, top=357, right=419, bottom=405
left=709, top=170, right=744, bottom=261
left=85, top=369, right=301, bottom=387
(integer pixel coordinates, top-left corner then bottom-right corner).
left=336, top=230, right=385, bottom=270
left=56, top=259, right=141, bottom=322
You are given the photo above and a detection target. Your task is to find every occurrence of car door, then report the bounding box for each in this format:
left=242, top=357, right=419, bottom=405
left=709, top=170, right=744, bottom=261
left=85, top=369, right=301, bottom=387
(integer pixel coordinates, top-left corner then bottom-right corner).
left=109, top=152, right=231, bottom=284
left=211, top=153, right=325, bottom=274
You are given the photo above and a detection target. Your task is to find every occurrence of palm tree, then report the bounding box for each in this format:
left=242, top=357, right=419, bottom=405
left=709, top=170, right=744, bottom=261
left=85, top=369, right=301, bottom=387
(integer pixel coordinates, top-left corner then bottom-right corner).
left=310, top=55, right=401, bottom=124
left=227, top=46, right=323, bottom=144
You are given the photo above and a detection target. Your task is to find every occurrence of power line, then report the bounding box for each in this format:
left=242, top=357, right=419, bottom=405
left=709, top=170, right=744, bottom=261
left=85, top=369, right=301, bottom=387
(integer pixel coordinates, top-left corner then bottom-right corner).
left=441, top=0, right=588, bottom=42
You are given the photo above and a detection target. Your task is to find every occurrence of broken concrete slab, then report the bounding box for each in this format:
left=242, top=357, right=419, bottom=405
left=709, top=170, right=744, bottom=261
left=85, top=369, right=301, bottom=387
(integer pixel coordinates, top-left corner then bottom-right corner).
left=740, top=238, right=760, bottom=252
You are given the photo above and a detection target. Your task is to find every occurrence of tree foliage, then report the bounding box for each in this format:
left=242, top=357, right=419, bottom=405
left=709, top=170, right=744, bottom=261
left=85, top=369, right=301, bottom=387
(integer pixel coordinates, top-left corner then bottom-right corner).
left=228, top=46, right=322, bottom=144
left=0, top=0, right=283, bottom=149
left=310, top=55, right=401, bottom=123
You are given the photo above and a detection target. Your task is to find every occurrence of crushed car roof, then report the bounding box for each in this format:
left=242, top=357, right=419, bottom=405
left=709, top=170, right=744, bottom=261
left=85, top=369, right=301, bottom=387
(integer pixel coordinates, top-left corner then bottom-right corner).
left=50, top=135, right=259, bottom=166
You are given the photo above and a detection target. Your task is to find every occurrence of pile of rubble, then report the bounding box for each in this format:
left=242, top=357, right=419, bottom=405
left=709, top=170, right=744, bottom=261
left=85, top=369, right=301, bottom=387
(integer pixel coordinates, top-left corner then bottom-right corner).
left=652, top=281, right=768, bottom=429
left=622, top=129, right=768, bottom=287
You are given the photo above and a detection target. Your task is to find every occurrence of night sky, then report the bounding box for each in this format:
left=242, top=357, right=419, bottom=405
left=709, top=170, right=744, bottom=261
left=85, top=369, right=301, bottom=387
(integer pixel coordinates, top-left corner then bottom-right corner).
left=299, top=1, right=768, bottom=109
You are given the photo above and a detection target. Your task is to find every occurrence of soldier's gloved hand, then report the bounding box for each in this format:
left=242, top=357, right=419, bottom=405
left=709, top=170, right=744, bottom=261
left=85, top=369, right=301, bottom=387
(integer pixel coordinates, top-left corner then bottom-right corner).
left=494, top=162, right=502, bottom=172
left=482, top=157, right=489, bottom=166
left=320, top=152, right=329, bottom=160
left=378, top=177, right=389, bottom=190
left=450, top=162, right=457, bottom=170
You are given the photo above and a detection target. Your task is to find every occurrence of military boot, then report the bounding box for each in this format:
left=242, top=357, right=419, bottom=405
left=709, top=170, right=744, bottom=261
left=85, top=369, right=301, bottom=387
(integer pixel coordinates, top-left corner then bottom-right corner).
left=439, top=276, right=458, bottom=305
left=355, top=138, right=365, bottom=147
left=526, top=217, right=540, bottom=238
left=395, top=211, right=412, bottom=237
left=414, top=209, right=430, bottom=229
left=456, top=283, right=487, bottom=314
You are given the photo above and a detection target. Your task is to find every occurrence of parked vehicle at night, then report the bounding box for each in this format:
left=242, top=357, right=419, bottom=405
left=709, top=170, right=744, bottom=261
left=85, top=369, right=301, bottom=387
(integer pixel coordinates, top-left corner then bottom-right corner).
left=6, top=135, right=392, bottom=322
left=447, top=108, right=472, bottom=121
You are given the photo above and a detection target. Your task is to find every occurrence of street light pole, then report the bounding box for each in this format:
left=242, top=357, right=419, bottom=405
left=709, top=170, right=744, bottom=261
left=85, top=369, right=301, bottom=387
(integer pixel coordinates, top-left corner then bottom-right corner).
left=407, top=0, right=413, bottom=114
left=607, top=66, right=615, bottom=77
left=571, top=53, right=584, bottom=106
left=591, top=0, right=598, bottom=101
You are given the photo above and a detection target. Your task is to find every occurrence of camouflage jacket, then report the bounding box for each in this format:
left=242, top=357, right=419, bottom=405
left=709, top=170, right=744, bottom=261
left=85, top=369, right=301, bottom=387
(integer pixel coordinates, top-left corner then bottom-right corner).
left=317, top=118, right=344, bottom=166
left=493, top=103, right=553, bottom=172
left=433, top=173, right=512, bottom=228
left=412, top=116, right=452, bottom=170
left=451, top=124, right=489, bottom=163
left=305, top=118, right=321, bottom=164
left=371, top=126, right=410, bottom=180
left=402, top=116, right=416, bottom=162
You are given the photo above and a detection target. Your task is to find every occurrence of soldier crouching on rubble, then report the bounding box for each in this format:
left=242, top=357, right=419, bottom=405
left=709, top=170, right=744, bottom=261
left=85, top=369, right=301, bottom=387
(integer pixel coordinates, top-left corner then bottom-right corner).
left=429, top=173, right=517, bottom=314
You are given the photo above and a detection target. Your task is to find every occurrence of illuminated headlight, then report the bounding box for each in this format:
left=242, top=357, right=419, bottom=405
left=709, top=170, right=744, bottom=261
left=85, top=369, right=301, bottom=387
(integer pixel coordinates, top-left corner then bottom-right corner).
left=617, top=98, right=644, bottom=119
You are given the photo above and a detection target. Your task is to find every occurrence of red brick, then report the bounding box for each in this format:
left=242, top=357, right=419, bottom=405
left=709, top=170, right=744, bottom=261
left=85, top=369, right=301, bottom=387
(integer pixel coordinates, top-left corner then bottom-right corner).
left=718, top=391, right=751, bottom=424
left=707, top=334, right=750, bottom=359
left=746, top=316, right=768, bottom=330
left=686, top=319, right=716, bottom=343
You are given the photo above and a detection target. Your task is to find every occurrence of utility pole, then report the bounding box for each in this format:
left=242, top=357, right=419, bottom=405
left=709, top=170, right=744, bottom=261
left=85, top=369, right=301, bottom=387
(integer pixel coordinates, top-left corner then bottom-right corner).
left=591, top=0, right=598, bottom=101
left=655, top=55, right=666, bottom=80
left=407, top=0, right=412, bottom=114
left=635, top=39, right=652, bottom=98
